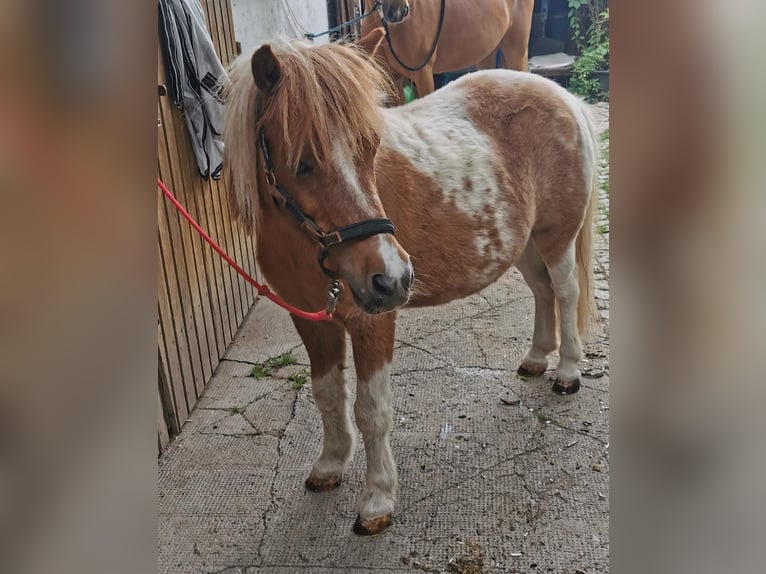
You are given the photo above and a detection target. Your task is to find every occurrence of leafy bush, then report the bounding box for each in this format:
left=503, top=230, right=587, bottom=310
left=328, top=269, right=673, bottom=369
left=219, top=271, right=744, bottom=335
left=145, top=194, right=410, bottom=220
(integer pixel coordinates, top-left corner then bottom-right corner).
left=567, top=1, right=609, bottom=101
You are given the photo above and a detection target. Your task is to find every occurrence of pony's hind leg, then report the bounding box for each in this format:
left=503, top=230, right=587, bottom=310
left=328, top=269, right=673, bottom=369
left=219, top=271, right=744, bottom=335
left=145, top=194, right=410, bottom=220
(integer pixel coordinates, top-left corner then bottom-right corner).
left=516, top=242, right=558, bottom=377
left=347, top=312, right=398, bottom=536
left=292, top=317, right=356, bottom=492
left=543, top=243, right=584, bottom=394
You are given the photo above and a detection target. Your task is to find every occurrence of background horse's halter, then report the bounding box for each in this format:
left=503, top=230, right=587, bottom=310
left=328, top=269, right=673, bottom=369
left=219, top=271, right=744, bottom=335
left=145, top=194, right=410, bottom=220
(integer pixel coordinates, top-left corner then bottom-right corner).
left=380, top=0, right=446, bottom=72
left=258, top=128, right=395, bottom=278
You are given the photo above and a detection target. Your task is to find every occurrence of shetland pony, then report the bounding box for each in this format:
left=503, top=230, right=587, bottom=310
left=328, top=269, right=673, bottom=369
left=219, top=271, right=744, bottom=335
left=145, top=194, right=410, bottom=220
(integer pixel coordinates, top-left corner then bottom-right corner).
left=360, top=0, right=535, bottom=97
left=224, top=39, right=599, bottom=536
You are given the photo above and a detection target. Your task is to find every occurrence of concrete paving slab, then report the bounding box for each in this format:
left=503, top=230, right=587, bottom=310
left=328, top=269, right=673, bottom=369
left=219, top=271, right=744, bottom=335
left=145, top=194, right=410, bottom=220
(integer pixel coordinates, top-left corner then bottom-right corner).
left=159, top=106, right=610, bottom=574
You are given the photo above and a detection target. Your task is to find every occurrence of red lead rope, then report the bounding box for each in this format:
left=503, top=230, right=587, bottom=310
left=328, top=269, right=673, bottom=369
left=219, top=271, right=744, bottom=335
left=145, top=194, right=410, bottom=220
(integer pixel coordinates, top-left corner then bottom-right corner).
left=158, top=178, right=333, bottom=322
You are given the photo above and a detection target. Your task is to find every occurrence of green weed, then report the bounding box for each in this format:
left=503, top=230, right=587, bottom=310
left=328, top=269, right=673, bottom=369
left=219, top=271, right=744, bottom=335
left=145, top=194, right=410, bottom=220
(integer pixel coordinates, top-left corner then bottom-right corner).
left=288, top=369, right=310, bottom=390
left=248, top=352, right=298, bottom=379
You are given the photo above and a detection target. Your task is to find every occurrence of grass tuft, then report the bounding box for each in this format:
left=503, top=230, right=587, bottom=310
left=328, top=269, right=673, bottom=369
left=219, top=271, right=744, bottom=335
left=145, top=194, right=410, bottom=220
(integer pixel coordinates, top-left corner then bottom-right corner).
left=288, top=368, right=310, bottom=390
left=248, top=352, right=298, bottom=379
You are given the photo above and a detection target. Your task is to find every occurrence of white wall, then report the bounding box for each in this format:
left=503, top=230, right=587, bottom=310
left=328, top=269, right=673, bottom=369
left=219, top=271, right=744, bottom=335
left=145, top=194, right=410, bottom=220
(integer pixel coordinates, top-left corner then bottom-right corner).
left=230, top=0, right=331, bottom=53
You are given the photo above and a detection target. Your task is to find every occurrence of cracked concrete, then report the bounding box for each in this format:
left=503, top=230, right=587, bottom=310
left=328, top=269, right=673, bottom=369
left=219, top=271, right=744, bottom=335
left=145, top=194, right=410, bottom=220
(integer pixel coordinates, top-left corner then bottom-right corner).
left=158, top=103, right=609, bottom=573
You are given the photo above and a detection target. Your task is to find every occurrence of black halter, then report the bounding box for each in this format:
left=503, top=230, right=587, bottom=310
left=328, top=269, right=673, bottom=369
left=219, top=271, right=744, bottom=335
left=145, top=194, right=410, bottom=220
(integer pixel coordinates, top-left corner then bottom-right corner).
left=380, top=0, right=446, bottom=72
left=258, top=128, right=395, bottom=278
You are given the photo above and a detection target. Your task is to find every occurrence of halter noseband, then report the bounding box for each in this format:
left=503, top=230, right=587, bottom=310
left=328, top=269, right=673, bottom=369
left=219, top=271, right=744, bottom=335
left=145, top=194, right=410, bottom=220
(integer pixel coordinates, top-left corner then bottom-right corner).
left=258, top=128, right=395, bottom=278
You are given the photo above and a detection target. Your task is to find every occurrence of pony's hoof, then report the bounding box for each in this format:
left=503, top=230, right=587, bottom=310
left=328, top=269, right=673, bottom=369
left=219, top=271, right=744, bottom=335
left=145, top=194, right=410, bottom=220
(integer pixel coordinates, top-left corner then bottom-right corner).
left=518, top=363, right=547, bottom=377
left=552, top=377, right=581, bottom=395
left=352, top=513, right=392, bottom=536
left=305, top=475, right=342, bottom=492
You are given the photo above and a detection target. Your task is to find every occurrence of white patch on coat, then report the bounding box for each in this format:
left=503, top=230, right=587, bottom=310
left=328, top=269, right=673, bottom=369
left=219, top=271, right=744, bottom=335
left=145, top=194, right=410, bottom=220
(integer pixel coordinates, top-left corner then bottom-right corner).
left=332, top=141, right=372, bottom=212
left=376, top=235, right=410, bottom=283
left=310, top=367, right=356, bottom=479
left=380, top=83, right=513, bottom=262
left=354, top=362, right=397, bottom=518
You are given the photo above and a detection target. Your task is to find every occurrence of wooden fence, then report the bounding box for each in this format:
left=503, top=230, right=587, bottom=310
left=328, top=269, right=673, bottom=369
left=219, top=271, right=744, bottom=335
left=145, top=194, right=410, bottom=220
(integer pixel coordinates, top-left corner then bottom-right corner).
left=157, top=0, right=258, bottom=451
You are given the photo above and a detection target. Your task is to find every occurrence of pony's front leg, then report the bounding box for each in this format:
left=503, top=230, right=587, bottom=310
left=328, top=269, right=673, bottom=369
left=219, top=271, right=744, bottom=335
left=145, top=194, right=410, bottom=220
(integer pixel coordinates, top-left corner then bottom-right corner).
left=292, top=317, right=355, bottom=492
left=347, top=312, right=398, bottom=536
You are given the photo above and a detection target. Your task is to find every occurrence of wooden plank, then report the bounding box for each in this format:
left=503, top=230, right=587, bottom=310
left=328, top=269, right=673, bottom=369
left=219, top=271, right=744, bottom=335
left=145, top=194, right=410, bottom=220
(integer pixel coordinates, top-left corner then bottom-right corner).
left=232, top=215, right=256, bottom=307
left=201, top=1, right=250, bottom=323
left=221, top=0, right=238, bottom=63
left=206, top=0, right=257, bottom=317
left=159, top=96, right=218, bottom=384
left=214, top=0, right=234, bottom=65
left=196, top=174, right=228, bottom=359
left=157, top=188, right=194, bottom=420
left=204, top=173, right=239, bottom=341
left=208, top=0, right=227, bottom=62
left=158, top=53, right=217, bottom=395
left=212, top=175, right=247, bottom=324
left=157, top=117, right=206, bottom=408
left=158, top=379, right=171, bottom=453
left=202, top=1, right=222, bottom=62
left=203, top=176, right=238, bottom=343
left=159, top=163, right=209, bottom=406
left=157, top=299, right=182, bottom=436
left=220, top=1, right=261, bottom=294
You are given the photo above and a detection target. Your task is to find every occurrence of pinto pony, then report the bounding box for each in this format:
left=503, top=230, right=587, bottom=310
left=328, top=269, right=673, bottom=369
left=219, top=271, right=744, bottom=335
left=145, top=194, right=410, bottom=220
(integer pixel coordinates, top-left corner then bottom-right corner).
left=224, top=39, right=599, bottom=536
left=359, top=0, right=535, bottom=97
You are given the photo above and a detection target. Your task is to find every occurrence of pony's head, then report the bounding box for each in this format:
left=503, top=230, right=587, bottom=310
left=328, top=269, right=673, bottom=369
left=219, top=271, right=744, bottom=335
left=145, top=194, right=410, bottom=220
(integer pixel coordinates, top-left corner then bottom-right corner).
left=224, top=39, right=413, bottom=314
left=382, top=0, right=410, bottom=24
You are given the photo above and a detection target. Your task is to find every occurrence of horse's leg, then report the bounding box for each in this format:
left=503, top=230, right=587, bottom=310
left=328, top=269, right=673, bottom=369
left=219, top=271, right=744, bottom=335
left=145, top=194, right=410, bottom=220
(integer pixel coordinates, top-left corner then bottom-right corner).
left=499, top=30, right=529, bottom=71
left=411, top=67, right=435, bottom=97
left=539, top=242, right=584, bottom=394
left=477, top=48, right=501, bottom=70
left=292, top=317, right=356, bottom=492
left=501, top=1, right=534, bottom=71
left=516, top=242, right=558, bottom=377
left=347, top=312, right=397, bottom=535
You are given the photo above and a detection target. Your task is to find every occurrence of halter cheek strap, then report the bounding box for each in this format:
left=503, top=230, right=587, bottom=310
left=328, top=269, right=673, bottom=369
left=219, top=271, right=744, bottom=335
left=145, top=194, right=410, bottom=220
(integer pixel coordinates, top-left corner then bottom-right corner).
left=258, top=128, right=395, bottom=278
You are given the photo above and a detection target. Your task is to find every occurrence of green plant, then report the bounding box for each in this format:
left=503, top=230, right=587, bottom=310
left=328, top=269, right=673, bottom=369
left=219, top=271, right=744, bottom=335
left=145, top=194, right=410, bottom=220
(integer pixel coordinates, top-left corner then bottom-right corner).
left=288, top=369, right=310, bottom=390
left=248, top=352, right=298, bottom=379
left=568, top=1, right=609, bottom=101
left=249, top=364, right=272, bottom=379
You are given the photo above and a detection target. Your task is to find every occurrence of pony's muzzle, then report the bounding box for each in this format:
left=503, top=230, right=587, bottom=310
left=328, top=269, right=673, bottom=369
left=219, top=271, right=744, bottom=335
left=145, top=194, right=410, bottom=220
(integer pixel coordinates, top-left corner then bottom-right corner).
left=335, top=234, right=412, bottom=314
left=368, top=265, right=413, bottom=309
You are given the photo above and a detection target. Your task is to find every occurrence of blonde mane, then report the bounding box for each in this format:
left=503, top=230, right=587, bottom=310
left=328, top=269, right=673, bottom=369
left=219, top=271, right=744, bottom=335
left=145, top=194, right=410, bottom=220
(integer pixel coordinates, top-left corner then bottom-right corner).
left=223, top=38, right=394, bottom=232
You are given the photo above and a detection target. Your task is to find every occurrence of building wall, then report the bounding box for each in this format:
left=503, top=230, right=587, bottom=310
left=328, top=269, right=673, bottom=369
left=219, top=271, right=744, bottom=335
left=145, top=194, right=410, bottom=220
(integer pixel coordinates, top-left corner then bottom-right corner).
left=230, top=0, right=331, bottom=52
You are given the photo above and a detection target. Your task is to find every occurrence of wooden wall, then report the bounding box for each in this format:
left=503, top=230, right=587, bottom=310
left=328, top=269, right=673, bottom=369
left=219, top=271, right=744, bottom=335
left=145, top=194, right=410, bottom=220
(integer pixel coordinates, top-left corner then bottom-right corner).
left=158, top=0, right=258, bottom=451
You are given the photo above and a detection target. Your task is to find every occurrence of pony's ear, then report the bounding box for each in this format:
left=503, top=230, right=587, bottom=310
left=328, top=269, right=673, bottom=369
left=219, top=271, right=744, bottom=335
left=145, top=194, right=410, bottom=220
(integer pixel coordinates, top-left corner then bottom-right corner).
left=357, top=27, right=387, bottom=59
left=251, top=44, right=282, bottom=92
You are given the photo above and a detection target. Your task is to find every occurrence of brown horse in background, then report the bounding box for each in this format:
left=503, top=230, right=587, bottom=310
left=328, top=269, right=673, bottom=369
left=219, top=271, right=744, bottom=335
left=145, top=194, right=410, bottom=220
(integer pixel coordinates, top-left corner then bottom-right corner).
left=360, top=0, right=535, bottom=97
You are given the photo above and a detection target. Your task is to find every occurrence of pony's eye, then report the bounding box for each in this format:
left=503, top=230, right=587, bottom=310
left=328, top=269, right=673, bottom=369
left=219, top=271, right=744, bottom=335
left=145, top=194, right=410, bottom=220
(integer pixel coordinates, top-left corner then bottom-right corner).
left=295, top=160, right=314, bottom=177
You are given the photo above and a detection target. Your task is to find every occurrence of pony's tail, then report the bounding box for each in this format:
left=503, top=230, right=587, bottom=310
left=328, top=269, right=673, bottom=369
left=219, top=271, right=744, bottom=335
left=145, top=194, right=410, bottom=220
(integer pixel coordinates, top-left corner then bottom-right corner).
left=575, top=105, right=601, bottom=342
left=223, top=53, right=261, bottom=233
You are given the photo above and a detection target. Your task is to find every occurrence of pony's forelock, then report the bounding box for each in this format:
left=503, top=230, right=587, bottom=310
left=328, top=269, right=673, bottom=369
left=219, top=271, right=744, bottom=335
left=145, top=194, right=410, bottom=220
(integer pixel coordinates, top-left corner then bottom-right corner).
left=223, top=38, right=394, bottom=233
left=258, top=38, right=393, bottom=169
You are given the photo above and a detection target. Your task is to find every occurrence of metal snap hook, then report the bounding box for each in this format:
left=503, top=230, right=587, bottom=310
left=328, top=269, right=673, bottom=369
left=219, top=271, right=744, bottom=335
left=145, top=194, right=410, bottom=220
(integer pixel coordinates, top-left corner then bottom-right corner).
left=325, top=280, right=344, bottom=314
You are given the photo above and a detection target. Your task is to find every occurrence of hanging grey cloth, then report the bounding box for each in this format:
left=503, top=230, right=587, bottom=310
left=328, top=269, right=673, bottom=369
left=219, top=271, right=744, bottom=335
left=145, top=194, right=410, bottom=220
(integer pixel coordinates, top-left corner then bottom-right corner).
left=159, top=0, right=227, bottom=180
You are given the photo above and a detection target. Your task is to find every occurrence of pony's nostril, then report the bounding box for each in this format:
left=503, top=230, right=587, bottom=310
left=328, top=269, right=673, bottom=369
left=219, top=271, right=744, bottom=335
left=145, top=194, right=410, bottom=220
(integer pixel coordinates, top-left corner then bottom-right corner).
left=371, top=273, right=396, bottom=297
left=401, top=268, right=413, bottom=290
